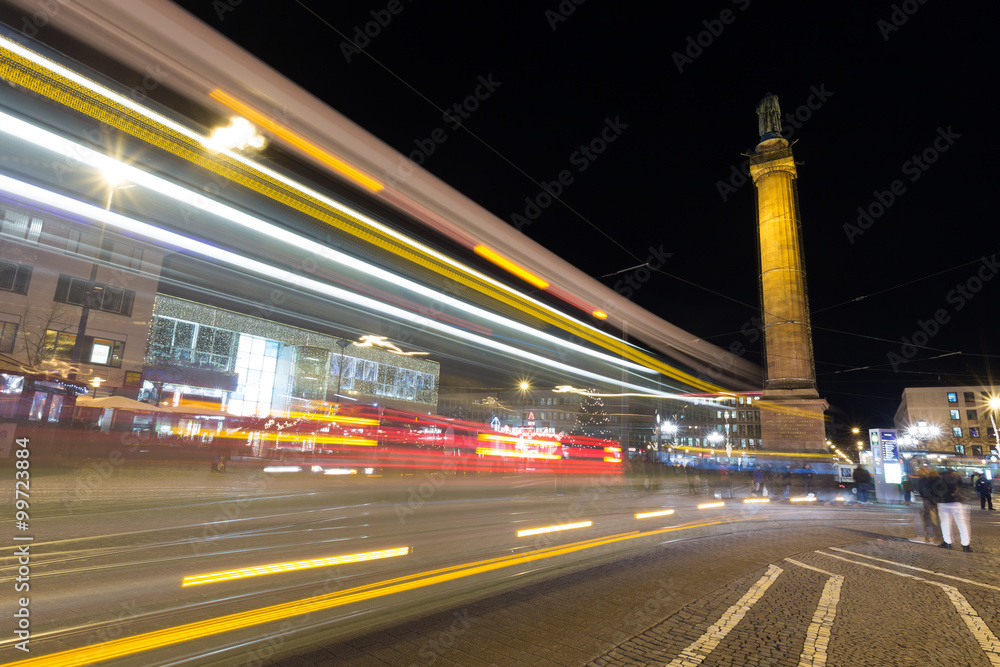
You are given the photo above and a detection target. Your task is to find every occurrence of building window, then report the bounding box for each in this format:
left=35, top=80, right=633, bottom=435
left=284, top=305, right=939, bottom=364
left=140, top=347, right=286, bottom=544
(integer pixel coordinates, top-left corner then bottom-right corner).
left=964, top=392, right=976, bottom=404
left=42, top=330, right=124, bottom=367
left=954, top=444, right=965, bottom=455
left=967, top=410, right=977, bottom=421
left=950, top=409, right=960, bottom=420
left=0, top=321, right=17, bottom=353
left=1, top=209, right=43, bottom=244
left=970, top=427, right=980, bottom=438
left=0, top=260, right=32, bottom=294
left=53, top=275, right=135, bottom=316
left=947, top=392, right=958, bottom=403
left=952, top=427, right=962, bottom=438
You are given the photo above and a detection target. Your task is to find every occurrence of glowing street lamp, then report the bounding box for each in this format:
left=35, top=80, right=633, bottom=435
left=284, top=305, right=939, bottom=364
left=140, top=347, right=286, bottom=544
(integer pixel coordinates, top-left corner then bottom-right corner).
left=517, top=381, right=531, bottom=430
left=988, top=396, right=1000, bottom=456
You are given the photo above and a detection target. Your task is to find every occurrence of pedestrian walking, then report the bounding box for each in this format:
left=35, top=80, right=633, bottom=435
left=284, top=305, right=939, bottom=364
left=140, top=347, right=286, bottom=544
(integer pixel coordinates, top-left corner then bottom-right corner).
left=853, top=465, right=872, bottom=503
left=912, top=463, right=940, bottom=544
left=752, top=465, right=765, bottom=497
left=685, top=463, right=698, bottom=495
left=801, top=464, right=814, bottom=496
left=937, top=464, right=971, bottom=551
left=901, top=475, right=912, bottom=505
left=781, top=464, right=792, bottom=500
left=975, top=472, right=994, bottom=510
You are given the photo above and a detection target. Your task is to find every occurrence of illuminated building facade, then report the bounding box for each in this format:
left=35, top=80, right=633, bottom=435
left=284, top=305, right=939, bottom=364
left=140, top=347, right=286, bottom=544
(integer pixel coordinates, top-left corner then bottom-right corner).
left=0, top=198, right=162, bottom=420
left=748, top=94, right=828, bottom=453
left=894, top=385, right=1000, bottom=457
left=145, top=295, right=439, bottom=417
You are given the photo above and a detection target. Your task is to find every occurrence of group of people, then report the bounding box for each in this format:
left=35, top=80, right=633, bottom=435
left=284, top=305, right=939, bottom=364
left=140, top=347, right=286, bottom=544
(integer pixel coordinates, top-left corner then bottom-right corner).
left=910, top=462, right=980, bottom=552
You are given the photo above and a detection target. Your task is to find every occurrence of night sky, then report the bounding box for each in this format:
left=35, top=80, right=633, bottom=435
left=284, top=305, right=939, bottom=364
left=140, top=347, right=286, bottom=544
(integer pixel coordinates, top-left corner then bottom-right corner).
left=169, top=0, right=998, bottom=427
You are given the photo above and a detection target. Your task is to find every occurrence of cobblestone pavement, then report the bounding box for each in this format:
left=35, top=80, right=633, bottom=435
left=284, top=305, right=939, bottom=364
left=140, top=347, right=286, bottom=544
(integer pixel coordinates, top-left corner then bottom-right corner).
left=271, top=526, right=1000, bottom=667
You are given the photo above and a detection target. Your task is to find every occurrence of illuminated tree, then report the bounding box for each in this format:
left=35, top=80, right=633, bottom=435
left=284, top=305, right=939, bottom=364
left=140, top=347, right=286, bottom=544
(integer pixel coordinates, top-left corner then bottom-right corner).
left=574, top=389, right=613, bottom=438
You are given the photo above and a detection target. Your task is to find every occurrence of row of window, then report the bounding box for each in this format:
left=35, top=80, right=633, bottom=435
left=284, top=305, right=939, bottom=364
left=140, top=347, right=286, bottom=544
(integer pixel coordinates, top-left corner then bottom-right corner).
left=2, top=205, right=145, bottom=272
left=41, top=330, right=126, bottom=367
left=950, top=409, right=979, bottom=421
left=947, top=391, right=993, bottom=405
left=950, top=426, right=996, bottom=439
left=0, top=266, right=137, bottom=317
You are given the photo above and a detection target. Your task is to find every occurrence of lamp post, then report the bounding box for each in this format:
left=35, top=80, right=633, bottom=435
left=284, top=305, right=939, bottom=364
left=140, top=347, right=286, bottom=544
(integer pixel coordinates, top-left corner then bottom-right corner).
left=518, top=381, right=530, bottom=432
left=661, top=420, right=677, bottom=464
left=988, top=396, right=1000, bottom=456
left=68, top=173, right=132, bottom=382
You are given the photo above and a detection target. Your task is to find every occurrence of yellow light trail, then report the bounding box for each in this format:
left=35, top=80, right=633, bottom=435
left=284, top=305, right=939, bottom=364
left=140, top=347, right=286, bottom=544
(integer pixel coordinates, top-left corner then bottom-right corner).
left=4, top=520, right=742, bottom=667
left=210, top=89, right=383, bottom=192
left=743, top=498, right=770, bottom=504
left=697, top=502, right=725, bottom=509
left=635, top=509, right=675, bottom=519
left=476, top=448, right=561, bottom=460
left=516, top=521, right=592, bottom=537
left=182, top=547, right=409, bottom=586
left=473, top=245, right=549, bottom=290
left=0, top=36, right=741, bottom=396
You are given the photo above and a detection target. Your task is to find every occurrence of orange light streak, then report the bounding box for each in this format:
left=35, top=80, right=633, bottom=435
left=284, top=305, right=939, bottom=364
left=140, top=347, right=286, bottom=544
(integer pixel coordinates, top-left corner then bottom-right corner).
left=209, top=89, right=383, bottom=193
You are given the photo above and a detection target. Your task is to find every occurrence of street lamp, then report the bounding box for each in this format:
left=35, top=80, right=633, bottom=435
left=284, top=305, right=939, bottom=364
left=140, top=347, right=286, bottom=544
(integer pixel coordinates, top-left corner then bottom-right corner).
left=661, top=420, right=677, bottom=463
left=68, top=171, right=132, bottom=382
left=987, top=396, right=1000, bottom=456
left=708, top=431, right=723, bottom=456
left=517, top=381, right=531, bottom=430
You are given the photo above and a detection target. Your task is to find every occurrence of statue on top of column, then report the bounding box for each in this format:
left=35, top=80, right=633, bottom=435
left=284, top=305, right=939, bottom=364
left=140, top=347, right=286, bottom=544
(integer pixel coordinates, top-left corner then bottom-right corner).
left=756, top=93, right=782, bottom=138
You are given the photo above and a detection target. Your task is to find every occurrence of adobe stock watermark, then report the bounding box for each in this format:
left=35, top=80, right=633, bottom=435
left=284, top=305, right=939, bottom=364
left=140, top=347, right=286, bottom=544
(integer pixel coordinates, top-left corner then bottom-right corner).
left=394, top=461, right=457, bottom=524
left=877, top=0, right=930, bottom=41
left=672, top=0, right=751, bottom=73
left=14, top=0, right=70, bottom=38
left=887, top=254, right=998, bottom=371
left=384, top=74, right=502, bottom=188
left=545, top=0, right=586, bottom=31
left=212, top=0, right=243, bottom=22
left=509, top=116, right=628, bottom=231
left=842, top=126, right=959, bottom=244
left=340, top=0, right=415, bottom=63
left=716, top=84, right=834, bottom=202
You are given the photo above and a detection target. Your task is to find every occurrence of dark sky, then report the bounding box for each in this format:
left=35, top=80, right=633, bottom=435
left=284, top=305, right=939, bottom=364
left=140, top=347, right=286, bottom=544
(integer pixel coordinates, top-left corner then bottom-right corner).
left=169, top=0, right=998, bottom=427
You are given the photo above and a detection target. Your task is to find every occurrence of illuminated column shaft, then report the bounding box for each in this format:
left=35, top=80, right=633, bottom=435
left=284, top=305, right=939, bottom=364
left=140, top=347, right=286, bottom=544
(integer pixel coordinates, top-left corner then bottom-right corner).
left=750, top=138, right=817, bottom=394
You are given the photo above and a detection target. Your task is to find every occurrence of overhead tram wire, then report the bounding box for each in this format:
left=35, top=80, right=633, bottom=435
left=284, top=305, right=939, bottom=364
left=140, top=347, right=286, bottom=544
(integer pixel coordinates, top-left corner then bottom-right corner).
left=811, top=252, right=999, bottom=315
left=292, top=0, right=641, bottom=264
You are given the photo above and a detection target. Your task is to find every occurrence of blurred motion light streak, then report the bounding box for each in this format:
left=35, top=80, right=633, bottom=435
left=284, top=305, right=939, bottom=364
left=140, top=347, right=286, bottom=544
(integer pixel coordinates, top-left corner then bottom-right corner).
left=635, top=509, right=675, bottom=519
left=0, top=110, right=655, bottom=378
left=182, top=547, right=409, bottom=586
left=4, top=522, right=754, bottom=667
left=0, top=35, right=733, bottom=393
left=473, top=245, right=549, bottom=289
left=697, top=502, right=725, bottom=509
left=210, top=89, right=383, bottom=192
left=0, top=174, right=664, bottom=394
left=517, top=521, right=592, bottom=537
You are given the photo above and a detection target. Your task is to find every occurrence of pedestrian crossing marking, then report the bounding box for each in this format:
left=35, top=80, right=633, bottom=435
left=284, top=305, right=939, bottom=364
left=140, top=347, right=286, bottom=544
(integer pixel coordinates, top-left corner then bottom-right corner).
left=666, top=564, right=783, bottom=667
left=784, top=559, right=842, bottom=667
left=829, top=547, right=1000, bottom=592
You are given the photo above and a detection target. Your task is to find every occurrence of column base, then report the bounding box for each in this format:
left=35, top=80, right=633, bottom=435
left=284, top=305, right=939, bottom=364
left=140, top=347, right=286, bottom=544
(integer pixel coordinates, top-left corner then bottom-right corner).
left=758, top=391, right=829, bottom=455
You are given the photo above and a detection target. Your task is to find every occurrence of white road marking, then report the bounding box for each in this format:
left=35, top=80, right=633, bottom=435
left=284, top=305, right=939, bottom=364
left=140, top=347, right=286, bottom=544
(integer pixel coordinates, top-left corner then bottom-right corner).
left=785, top=559, right=843, bottom=667
left=816, top=551, right=1000, bottom=665
left=934, top=583, right=1000, bottom=666
left=829, top=547, right=1000, bottom=592
left=666, top=564, right=783, bottom=667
